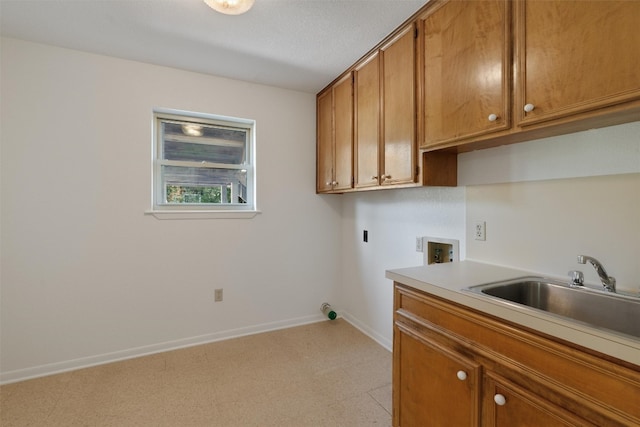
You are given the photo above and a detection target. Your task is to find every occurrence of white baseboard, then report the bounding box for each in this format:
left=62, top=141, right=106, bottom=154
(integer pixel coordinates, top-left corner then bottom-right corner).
left=340, top=311, right=392, bottom=352
left=0, top=314, right=326, bottom=385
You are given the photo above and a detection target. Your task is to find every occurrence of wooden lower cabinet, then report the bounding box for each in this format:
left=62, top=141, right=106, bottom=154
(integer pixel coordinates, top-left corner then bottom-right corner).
left=394, top=323, right=480, bottom=426
left=393, top=283, right=640, bottom=427
left=482, top=373, right=595, bottom=427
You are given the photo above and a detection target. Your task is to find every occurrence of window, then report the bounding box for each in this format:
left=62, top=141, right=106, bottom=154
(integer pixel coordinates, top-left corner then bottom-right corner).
left=149, top=109, right=257, bottom=219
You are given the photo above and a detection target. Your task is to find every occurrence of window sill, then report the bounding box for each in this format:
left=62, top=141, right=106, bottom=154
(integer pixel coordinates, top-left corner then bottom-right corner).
left=145, top=210, right=261, bottom=220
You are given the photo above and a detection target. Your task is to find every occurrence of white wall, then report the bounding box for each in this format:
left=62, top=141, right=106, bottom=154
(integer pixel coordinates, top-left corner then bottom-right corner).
left=0, top=38, right=342, bottom=382
left=341, top=122, right=640, bottom=350
left=459, top=122, right=640, bottom=185
left=466, top=174, right=640, bottom=295
left=462, top=121, right=640, bottom=294
left=2, top=37, right=639, bottom=384
left=340, top=187, right=466, bottom=349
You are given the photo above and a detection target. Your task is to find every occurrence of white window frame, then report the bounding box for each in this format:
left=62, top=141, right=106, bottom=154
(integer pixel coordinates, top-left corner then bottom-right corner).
left=146, top=108, right=259, bottom=219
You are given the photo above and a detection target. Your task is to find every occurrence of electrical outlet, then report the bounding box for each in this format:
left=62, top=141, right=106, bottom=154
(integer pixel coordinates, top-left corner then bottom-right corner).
left=474, top=221, right=486, bottom=241
left=214, top=288, right=223, bottom=302
left=415, top=237, right=423, bottom=252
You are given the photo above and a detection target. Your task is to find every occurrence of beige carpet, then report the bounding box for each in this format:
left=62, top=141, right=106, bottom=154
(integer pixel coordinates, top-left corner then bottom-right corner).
left=0, top=319, right=392, bottom=426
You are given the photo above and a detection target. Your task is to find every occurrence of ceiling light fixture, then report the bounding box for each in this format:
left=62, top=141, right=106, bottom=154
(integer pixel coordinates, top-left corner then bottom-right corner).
left=203, top=0, right=255, bottom=15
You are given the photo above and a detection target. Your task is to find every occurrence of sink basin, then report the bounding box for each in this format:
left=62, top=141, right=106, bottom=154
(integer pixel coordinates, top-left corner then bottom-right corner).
left=465, top=277, right=640, bottom=339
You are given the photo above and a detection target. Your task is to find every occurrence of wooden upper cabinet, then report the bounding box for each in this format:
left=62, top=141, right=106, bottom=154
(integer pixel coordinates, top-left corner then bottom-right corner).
left=516, top=0, right=640, bottom=126
left=381, top=24, right=417, bottom=186
left=320, top=0, right=640, bottom=182
left=333, top=74, right=354, bottom=192
left=419, top=0, right=510, bottom=149
left=354, top=52, right=381, bottom=189
left=316, top=90, right=333, bottom=193
left=316, top=73, right=353, bottom=193
left=354, top=24, right=418, bottom=189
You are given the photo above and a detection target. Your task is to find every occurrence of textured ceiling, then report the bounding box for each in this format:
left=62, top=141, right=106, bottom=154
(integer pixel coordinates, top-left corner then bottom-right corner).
left=0, top=0, right=428, bottom=93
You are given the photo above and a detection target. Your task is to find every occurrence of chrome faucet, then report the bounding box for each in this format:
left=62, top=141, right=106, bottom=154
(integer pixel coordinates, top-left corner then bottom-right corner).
left=577, top=255, right=616, bottom=292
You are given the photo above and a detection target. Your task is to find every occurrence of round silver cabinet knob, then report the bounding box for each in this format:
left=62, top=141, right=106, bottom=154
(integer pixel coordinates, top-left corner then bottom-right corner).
left=488, top=113, right=498, bottom=122
left=456, top=370, right=467, bottom=381
left=523, top=103, right=535, bottom=113
left=371, top=176, right=378, bottom=180
left=494, top=394, right=507, bottom=406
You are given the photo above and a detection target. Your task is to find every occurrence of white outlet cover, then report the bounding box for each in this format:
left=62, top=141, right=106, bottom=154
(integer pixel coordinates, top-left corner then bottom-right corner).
left=474, top=221, right=486, bottom=241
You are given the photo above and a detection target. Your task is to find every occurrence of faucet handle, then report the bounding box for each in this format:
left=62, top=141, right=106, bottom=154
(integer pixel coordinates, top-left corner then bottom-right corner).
left=568, top=270, right=584, bottom=287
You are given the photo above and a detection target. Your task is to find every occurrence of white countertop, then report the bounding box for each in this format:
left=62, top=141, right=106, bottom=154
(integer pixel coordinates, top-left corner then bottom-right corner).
left=386, top=260, right=640, bottom=367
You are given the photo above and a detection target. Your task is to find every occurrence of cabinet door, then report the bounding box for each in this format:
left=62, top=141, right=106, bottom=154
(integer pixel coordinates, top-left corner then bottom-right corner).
left=333, top=73, right=354, bottom=192
left=393, top=323, right=481, bottom=427
left=516, top=0, right=640, bottom=126
left=316, top=89, right=334, bottom=193
left=354, top=52, right=380, bottom=189
left=419, top=0, right=510, bottom=148
left=381, top=24, right=417, bottom=186
left=483, top=373, right=596, bottom=427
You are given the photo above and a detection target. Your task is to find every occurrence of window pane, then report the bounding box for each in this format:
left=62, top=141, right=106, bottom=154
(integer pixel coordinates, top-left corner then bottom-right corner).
left=161, top=165, right=247, bottom=204
left=153, top=110, right=255, bottom=213
left=162, top=121, right=247, bottom=165
left=166, top=185, right=232, bottom=204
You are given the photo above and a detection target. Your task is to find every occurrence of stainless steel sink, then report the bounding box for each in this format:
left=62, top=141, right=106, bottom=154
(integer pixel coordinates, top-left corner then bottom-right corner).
left=465, top=277, right=640, bottom=339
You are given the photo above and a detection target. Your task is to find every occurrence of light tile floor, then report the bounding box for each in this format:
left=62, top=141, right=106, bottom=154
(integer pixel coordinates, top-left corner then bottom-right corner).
left=0, top=319, right=392, bottom=426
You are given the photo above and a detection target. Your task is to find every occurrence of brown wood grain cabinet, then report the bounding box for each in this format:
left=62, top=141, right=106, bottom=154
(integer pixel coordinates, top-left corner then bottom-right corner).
left=482, top=374, right=597, bottom=427
left=418, top=0, right=511, bottom=149
left=417, top=0, right=640, bottom=151
left=515, top=0, right=640, bottom=127
left=354, top=51, right=381, bottom=189
left=316, top=73, right=353, bottom=193
left=393, top=283, right=640, bottom=427
left=394, top=321, right=481, bottom=426
left=316, top=89, right=333, bottom=193
left=317, top=21, right=456, bottom=194
left=317, top=0, right=639, bottom=191
left=381, top=25, right=419, bottom=188
left=354, top=24, right=419, bottom=190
